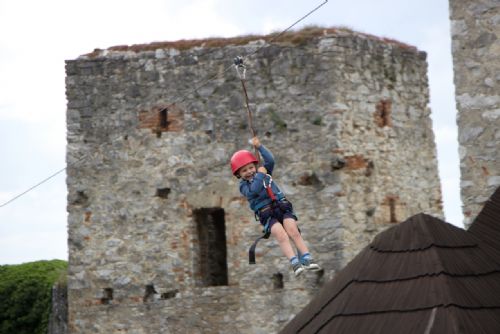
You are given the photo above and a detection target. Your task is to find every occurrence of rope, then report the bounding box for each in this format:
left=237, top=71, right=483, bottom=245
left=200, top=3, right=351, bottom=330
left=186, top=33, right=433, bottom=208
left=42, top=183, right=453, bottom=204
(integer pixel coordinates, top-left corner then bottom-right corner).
left=0, top=0, right=329, bottom=208
left=234, top=56, right=259, bottom=160
left=241, top=78, right=256, bottom=138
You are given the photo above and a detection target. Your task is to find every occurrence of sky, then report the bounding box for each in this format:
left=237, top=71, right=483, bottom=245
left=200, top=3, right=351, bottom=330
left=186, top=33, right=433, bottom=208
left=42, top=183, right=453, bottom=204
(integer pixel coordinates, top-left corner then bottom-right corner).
left=0, top=0, right=462, bottom=265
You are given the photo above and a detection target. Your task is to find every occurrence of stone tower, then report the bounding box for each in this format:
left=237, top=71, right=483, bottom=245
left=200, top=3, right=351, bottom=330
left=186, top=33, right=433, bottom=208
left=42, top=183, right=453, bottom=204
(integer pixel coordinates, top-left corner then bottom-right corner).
left=449, top=0, right=500, bottom=228
left=65, top=28, right=442, bottom=333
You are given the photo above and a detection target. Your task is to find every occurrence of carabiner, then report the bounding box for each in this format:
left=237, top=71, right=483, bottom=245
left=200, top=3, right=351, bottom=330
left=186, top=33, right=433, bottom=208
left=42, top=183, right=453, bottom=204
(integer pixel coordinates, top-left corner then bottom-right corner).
left=263, top=174, right=277, bottom=201
left=262, top=174, right=273, bottom=188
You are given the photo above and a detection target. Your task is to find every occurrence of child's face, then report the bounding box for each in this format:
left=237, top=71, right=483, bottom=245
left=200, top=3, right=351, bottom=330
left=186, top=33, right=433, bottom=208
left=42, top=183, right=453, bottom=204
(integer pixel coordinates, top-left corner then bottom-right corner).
left=238, top=163, right=257, bottom=180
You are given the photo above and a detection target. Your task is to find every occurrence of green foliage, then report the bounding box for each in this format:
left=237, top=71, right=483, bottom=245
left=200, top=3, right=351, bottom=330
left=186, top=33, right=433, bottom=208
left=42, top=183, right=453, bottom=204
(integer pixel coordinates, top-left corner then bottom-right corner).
left=0, top=260, right=67, bottom=334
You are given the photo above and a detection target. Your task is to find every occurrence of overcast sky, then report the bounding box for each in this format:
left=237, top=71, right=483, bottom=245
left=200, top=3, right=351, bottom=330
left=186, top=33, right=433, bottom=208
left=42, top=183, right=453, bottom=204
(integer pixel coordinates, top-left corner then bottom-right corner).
left=0, top=0, right=462, bottom=265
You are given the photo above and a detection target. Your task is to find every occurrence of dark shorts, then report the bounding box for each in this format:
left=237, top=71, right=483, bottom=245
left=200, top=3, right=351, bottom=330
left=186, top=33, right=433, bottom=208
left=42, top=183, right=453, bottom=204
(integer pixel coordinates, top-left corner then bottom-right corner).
left=257, top=199, right=298, bottom=233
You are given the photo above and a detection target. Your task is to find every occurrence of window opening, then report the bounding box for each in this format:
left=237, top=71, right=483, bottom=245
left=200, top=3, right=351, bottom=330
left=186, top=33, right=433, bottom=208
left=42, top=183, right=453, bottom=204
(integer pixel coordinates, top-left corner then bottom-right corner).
left=272, top=273, right=284, bottom=289
left=100, top=288, right=113, bottom=304
left=160, top=108, right=169, bottom=128
left=160, top=289, right=179, bottom=300
left=374, top=99, right=392, bottom=127
left=143, top=284, right=157, bottom=303
left=194, top=208, right=228, bottom=287
left=389, top=197, right=397, bottom=223
left=155, top=188, right=171, bottom=199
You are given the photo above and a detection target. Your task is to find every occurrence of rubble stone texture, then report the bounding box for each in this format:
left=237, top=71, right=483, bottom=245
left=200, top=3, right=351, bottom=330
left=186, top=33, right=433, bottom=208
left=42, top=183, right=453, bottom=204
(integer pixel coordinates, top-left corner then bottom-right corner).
left=449, top=0, right=500, bottom=227
left=65, top=29, right=442, bottom=333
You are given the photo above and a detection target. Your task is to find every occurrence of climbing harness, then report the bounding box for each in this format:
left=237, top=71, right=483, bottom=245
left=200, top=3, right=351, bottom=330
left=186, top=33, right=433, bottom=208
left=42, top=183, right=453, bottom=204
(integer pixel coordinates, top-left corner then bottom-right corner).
left=248, top=174, right=275, bottom=264
left=248, top=174, right=301, bottom=264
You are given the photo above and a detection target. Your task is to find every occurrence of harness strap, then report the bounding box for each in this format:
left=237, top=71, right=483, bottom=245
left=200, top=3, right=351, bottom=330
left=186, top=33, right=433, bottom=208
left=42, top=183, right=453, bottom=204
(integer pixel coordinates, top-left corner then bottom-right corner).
left=249, top=231, right=271, bottom=264
left=249, top=203, right=301, bottom=264
left=249, top=219, right=271, bottom=264
left=248, top=175, right=280, bottom=264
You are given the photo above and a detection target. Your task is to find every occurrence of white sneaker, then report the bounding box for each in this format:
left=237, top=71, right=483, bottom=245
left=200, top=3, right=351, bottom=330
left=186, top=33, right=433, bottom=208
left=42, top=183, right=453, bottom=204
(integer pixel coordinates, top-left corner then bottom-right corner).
left=292, top=262, right=305, bottom=276
left=301, top=258, right=321, bottom=271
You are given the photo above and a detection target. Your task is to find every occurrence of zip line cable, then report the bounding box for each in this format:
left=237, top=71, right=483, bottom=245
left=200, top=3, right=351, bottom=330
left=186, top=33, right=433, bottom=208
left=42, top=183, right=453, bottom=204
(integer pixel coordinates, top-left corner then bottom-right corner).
left=131, top=0, right=329, bottom=127
left=0, top=156, right=86, bottom=208
left=0, top=0, right=328, bottom=209
left=240, top=0, right=329, bottom=60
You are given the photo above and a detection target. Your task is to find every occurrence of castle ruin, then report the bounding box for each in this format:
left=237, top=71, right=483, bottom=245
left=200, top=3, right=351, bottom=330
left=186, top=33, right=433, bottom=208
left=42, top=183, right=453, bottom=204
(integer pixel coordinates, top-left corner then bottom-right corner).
left=65, top=28, right=442, bottom=333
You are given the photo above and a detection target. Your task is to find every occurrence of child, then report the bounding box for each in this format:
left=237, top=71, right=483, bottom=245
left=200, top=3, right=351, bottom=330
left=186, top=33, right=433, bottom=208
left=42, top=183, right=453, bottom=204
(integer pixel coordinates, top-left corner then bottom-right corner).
left=230, top=137, right=321, bottom=276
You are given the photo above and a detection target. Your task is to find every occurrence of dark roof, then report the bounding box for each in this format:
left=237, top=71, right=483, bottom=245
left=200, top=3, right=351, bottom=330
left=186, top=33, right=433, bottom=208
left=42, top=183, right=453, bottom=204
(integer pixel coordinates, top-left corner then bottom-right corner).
left=469, top=186, right=500, bottom=255
left=281, top=211, right=500, bottom=334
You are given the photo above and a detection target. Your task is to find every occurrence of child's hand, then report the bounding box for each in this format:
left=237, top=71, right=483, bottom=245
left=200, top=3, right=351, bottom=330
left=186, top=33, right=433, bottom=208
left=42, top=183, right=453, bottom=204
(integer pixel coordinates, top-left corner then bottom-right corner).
left=257, top=166, right=267, bottom=174
left=252, top=136, right=261, bottom=148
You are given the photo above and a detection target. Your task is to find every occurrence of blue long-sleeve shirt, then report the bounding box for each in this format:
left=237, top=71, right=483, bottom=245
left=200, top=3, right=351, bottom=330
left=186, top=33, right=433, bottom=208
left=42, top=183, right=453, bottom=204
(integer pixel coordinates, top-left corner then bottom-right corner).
left=239, top=145, right=285, bottom=212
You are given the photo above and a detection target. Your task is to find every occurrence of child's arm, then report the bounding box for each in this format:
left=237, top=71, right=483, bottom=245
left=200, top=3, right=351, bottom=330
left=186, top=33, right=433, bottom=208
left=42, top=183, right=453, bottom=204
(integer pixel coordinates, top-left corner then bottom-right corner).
left=258, top=147, right=275, bottom=175
left=251, top=137, right=275, bottom=174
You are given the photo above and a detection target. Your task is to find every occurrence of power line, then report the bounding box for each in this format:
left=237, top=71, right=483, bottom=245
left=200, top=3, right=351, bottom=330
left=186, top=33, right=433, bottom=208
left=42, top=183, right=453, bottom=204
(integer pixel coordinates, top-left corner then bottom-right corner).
left=0, top=0, right=328, bottom=209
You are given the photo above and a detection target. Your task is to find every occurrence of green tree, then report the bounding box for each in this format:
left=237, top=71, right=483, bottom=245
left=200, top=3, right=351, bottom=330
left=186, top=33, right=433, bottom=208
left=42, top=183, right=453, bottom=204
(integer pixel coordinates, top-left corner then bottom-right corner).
left=0, top=260, right=67, bottom=334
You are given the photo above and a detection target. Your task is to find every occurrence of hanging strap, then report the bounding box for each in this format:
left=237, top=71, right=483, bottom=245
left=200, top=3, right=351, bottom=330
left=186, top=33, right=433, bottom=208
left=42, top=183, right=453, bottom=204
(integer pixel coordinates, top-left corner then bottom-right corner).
left=249, top=219, right=271, bottom=264
left=249, top=231, right=271, bottom=264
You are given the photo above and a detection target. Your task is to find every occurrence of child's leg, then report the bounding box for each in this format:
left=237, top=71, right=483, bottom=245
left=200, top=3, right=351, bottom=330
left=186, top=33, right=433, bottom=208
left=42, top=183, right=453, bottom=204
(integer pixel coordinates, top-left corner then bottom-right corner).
left=271, top=222, right=305, bottom=276
left=270, top=222, right=296, bottom=259
left=283, top=218, right=321, bottom=271
left=282, top=218, right=309, bottom=255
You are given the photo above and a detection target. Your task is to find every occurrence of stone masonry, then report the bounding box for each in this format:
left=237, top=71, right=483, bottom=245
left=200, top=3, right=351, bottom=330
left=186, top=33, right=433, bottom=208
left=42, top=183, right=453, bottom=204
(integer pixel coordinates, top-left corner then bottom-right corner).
left=65, top=28, right=443, bottom=333
left=449, top=1, right=500, bottom=228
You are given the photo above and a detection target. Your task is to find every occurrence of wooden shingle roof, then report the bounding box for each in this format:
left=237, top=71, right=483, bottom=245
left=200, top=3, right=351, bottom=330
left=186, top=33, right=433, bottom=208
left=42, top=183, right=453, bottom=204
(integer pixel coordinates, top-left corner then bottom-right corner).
left=469, top=187, right=500, bottom=256
left=281, top=194, right=500, bottom=334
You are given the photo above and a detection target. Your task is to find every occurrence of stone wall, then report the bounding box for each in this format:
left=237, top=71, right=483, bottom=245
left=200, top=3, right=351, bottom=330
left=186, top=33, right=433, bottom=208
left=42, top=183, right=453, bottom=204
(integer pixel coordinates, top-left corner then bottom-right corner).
left=449, top=0, right=500, bottom=227
left=65, top=28, right=442, bottom=333
left=48, top=282, right=68, bottom=334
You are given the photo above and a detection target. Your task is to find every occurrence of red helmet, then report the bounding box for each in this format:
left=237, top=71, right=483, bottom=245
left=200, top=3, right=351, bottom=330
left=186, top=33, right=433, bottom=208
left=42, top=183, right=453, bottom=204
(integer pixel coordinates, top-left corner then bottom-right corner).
left=230, top=150, right=258, bottom=175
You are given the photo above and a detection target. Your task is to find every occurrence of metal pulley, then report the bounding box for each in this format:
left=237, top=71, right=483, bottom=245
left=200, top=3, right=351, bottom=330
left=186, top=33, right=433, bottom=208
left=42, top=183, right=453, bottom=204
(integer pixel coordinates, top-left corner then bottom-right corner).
left=233, top=56, right=246, bottom=80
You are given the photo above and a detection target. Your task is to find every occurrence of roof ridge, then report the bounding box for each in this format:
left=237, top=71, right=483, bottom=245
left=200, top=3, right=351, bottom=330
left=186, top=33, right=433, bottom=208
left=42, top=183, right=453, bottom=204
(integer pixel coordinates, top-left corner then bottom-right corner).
left=350, top=269, right=500, bottom=283
left=371, top=213, right=476, bottom=252
left=370, top=243, right=476, bottom=253
left=314, top=304, right=500, bottom=330
left=320, top=303, right=500, bottom=318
